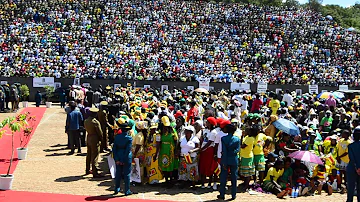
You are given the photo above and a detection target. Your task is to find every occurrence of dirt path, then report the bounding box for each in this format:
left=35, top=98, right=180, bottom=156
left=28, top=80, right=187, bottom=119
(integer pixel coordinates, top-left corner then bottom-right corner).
left=7, top=106, right=347, bottom=202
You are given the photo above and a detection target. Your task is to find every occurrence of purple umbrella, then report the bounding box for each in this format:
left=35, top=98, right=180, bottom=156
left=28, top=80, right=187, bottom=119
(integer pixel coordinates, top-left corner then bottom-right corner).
left=288, top=151, right=323, bottom=165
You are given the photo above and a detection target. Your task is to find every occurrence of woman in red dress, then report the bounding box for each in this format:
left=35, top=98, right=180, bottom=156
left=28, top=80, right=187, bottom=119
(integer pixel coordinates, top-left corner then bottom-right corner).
left=199, top=117, right=218, bottom=189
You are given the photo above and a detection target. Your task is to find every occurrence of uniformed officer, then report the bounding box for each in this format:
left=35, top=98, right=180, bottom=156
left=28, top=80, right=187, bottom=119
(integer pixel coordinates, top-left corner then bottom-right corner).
left=84, top=108, right=103, bottom=178
left=217, top=123, right=240, bottom=201
left=113, top=118, right=133, bottom=195
left=97, top=101, right=109, bottom=152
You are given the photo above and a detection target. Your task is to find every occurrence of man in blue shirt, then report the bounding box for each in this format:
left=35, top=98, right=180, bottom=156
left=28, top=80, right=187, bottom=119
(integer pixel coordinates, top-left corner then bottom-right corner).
left=217, top=123, right=240, bottom=201
left=66, top=102, right=84, bottom=154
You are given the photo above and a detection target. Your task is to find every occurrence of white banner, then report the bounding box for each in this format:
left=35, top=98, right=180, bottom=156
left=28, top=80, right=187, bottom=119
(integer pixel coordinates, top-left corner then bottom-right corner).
left=161, top=85, right=169, bottom=93
left=0, top=81, right=7, bottom=85
left=309, top=85, right=319, bottom=94
left=82, top=83, right=90, bottom=87
left=230, top=83, right=250, bottom=91
left=339, top=85, right=348, bottom=91
left=198, top=81, right=210, bottom=90
left=144, top=85, right=151, bottom=89
left=187, top=86, right=194, bottom=91
left=114, top=84, right=121, bottom=90
left=33, top=77, right=55, bottom=88
left=257, top=82, right=267, bottom=93
left=54, top=82, right=61, bottom=89
left=73, top=78, right=80, bottom=86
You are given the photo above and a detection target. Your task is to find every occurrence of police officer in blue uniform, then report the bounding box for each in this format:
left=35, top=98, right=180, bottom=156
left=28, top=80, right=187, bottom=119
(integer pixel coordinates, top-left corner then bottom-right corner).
left=217, top=123, right=240, bottom=201
left=113, top=118, right=133, bottom=195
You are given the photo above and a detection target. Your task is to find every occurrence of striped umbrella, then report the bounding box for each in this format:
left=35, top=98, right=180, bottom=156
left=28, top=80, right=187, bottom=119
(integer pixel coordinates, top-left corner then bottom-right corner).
left=317, top=92, right=342, bottom=99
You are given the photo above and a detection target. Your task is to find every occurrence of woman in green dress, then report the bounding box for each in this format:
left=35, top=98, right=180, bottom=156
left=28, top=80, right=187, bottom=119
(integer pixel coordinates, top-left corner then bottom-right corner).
left=154, top=116, right=178, bottom=186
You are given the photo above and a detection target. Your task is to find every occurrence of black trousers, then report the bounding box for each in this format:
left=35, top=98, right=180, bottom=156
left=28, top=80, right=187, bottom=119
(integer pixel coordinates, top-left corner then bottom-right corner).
left=68, top=130, right=81, bottom=152
left=80, top=131, right=86, bottom=147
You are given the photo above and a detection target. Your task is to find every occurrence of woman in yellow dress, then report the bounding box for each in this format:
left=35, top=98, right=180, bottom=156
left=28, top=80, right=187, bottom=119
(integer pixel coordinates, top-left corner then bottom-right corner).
left=133, top=121, right=148, bottom=184
left=145, top=123, right=163, bottom=184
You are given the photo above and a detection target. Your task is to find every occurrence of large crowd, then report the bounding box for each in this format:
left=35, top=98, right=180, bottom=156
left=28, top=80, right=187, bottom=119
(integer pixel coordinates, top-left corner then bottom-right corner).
left=0, top=1, right=359, bottom=86
left=64, top=84, right=360, bottom=201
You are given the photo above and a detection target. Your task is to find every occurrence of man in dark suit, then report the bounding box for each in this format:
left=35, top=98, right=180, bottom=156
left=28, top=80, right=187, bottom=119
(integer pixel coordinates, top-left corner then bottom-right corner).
left=217, top=123, right=240, bottom=201
left=113, top=118, right=133, bottom=195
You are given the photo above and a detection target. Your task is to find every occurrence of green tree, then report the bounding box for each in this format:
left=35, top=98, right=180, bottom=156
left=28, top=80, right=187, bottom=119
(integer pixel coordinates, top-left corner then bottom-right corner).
left=308, top=0, right=323, bottom=12
left=284, top=0, right=300, bottom=8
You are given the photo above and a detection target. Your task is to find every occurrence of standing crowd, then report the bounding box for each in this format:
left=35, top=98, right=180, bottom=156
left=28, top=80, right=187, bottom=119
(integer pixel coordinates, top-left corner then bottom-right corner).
left=64, top=84, right=360, bottom=201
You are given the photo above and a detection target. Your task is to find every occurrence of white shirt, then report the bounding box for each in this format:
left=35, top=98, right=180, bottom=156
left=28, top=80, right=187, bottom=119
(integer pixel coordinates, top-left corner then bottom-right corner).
left=240, top=99, right=248, bottom=111
left=282, top=93, right=293, bottom=107
left=217, top=111, right=229, bottom=120
left=201, top=129, right=217, bottom=148
left=215, top=128, right=228, bottom=158
left=180, top=136, right=200, bottom=158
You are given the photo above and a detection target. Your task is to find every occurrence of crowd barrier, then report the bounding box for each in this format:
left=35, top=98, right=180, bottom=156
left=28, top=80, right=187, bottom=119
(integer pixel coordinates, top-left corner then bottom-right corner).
left=0, top=77, right=359, bottom=102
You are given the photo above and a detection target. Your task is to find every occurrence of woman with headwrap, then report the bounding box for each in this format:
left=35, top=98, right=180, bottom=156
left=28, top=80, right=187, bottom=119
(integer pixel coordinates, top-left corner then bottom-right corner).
left=264, top=115, right=278, bottom=153
left=178, top=125, right=200, bottom=189
left=145, top=123, right=163, bottom=184
left=154, top=116, right=178, bottom=186
left=199, top=117, right=218, bottom=189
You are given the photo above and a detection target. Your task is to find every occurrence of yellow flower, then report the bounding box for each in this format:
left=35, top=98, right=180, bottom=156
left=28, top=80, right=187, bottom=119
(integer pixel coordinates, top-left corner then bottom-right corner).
left=0, top=130, right=5, bottom=138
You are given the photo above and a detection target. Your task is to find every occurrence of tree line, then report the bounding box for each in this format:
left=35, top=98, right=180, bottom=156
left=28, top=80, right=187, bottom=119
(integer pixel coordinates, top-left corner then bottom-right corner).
left=216, top=0, right=360, bottom=30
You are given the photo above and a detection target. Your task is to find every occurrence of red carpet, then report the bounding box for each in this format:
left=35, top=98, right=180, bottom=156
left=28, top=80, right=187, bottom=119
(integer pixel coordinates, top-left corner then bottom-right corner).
left=0, top=107, right=46, bottom=175
left=0, top=190, right=172, bottom=202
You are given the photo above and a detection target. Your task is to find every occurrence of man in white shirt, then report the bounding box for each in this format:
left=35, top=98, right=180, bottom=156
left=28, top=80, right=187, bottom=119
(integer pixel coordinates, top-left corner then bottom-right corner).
left=282, top=89, right=293, bottom=107
left=240, top=96, right=248, bottom=111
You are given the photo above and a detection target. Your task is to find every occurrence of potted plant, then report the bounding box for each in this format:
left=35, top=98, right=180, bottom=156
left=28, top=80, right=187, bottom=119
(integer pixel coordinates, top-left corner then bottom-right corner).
left=44, top=85, right=54, bottom=108
left=0, top=113, right=27, bottom=190
left=17, top=112, right=36, bottom=160
left=19, top=84, right=30, bottom=108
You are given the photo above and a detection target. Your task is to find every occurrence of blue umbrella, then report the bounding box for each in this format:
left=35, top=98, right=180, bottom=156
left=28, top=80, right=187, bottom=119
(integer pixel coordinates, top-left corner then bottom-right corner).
left=326, top=15, right=333, bottom=20
left=348, top=27, right=355, bottom=32
left=333, top=91, right=345, bottom=99
left=273, top=118, right=300, bottom=136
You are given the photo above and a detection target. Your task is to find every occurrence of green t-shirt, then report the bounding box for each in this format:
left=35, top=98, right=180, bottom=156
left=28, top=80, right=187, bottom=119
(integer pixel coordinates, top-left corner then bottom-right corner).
left=281, top=167, right=293, bottom=183
left=320, top=117, right=333, bottom=132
